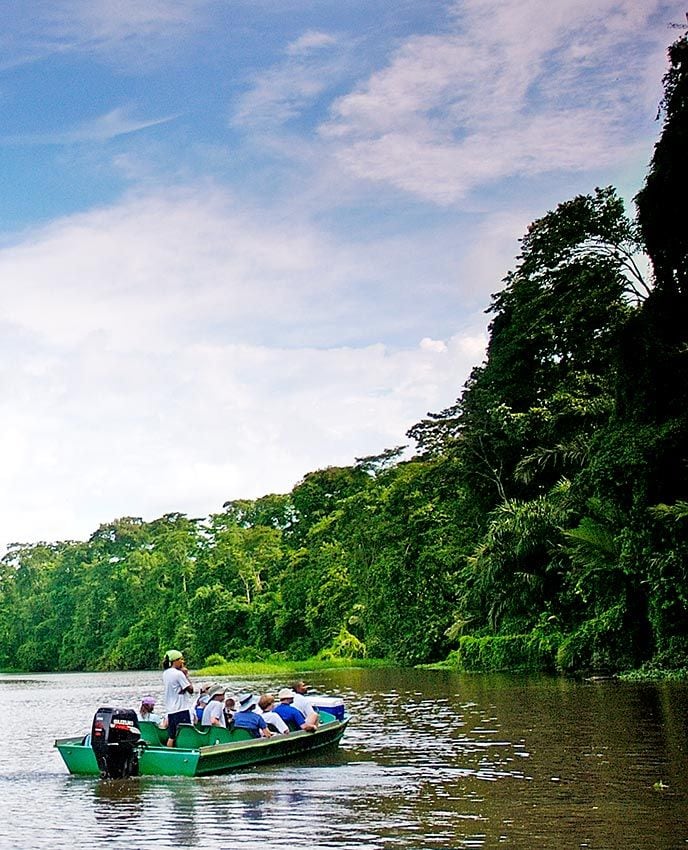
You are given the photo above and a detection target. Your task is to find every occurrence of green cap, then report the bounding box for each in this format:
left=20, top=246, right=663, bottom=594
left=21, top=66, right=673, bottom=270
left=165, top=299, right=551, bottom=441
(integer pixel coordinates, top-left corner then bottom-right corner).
left=166, top=649, right=183, bottom=661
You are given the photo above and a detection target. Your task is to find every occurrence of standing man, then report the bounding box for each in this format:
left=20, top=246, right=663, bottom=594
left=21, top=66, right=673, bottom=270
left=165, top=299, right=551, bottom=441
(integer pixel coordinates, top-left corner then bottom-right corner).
left=162, top=649, right=194, bottom=747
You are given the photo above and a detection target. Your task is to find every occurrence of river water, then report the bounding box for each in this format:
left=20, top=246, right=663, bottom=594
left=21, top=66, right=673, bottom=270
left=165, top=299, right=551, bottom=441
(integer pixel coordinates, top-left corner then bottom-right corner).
left=0, top=667, right=686, bottom=849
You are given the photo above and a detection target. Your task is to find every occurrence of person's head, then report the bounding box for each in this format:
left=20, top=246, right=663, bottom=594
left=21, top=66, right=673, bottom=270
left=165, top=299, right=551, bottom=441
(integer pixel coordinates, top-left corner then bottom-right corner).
left=278, top=688, right=295, bottom=703
left=290, top=680, right=308, bottom=695
left=258, top=693, right=276, bottom=712
left=238, top=692, right=256, bottom=711
left=140, top=696, right=156, bottom=712
left=208, top=684, right=226, bottom=701
left=225, top=696, right=236, bottom=709
left=163, top=649, right=185, bottom=669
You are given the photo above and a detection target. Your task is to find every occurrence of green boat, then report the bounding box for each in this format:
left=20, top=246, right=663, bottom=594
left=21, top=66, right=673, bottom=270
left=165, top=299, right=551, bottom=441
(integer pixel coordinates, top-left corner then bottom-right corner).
left=55, top=710, right=349, bottom=778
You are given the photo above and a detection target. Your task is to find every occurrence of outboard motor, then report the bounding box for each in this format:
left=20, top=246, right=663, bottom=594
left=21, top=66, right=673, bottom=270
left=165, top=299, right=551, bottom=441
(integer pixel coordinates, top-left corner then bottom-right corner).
left=91, top=707, right=141, bottom=779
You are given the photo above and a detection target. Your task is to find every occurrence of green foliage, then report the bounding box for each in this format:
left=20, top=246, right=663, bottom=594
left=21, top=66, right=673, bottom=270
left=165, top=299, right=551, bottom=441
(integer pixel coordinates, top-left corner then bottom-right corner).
left=463, top=482, right=572, bottom=633
left=319, top=627, right=367, bottom=660
left=556, top=605, right=635, bottom=674
left=449, top=627, right=561, bottom=673
left=636, top=36, right=688, bottom=295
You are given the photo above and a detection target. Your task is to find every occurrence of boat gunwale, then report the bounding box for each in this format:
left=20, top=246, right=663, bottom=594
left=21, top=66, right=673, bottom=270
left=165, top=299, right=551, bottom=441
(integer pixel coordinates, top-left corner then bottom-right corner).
left=194, top=716, right=349, bottom=756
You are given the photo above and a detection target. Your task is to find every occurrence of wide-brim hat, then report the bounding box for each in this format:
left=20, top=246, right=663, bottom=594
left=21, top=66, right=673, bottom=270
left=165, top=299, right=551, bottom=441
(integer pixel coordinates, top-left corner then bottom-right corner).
left=278, top=688, right=295, bottom=700
left=208, top=684, right=226, bottom=698
left=238, top=692, right=256, bottom=710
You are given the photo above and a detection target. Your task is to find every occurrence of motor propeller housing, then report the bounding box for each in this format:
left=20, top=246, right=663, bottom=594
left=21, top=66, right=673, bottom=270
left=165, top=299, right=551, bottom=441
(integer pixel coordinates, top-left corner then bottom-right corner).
left=91, top=706, right=141, bottom=778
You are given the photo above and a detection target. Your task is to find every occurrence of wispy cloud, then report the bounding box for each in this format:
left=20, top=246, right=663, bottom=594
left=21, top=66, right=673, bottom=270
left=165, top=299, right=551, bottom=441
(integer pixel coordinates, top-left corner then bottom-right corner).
left=318, top=0, right=669, bottom=204
left=286, top=30, right=338, bottom=56
left=1, top=107, right=179, bottom=145
left=0, top=0, right=211, bottom=68
left=232, top=29, right=347, bottom=129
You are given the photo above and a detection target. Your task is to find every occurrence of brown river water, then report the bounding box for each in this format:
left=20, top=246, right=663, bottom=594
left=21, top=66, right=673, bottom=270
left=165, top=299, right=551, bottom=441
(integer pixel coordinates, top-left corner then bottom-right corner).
left=1, top=667, right=687, bottom=849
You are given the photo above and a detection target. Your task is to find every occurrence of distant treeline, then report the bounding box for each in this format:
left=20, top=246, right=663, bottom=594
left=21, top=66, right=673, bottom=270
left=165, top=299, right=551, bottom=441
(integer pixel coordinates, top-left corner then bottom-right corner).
left=1, top=39, right=687, bottom=676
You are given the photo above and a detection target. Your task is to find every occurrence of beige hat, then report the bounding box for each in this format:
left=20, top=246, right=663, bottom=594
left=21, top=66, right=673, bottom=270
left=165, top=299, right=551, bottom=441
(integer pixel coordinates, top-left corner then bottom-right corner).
left=278, top=688, right=295, bottom=700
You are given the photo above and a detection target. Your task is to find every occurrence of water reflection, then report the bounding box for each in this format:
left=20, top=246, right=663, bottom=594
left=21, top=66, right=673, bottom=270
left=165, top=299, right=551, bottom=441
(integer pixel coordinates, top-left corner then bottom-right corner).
left=2, top=669, right=688, bottom=848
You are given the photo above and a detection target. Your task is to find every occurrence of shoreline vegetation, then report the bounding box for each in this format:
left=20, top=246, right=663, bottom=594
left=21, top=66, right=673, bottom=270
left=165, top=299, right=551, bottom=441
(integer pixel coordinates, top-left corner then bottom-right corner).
left=194, top=655, right=394, bottom=678
left=0, top=38, right=687, bottom=682
left=1, top=654, right=685, bottom=682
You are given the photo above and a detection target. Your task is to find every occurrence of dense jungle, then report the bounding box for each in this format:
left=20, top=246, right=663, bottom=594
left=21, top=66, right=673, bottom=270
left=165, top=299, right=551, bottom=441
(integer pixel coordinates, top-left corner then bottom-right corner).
left=1, top=38, right=687, bottom=678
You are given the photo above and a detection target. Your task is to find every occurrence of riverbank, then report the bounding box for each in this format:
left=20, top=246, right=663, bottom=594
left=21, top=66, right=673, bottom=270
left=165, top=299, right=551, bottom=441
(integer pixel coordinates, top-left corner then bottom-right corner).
left=194, top=654, right=393, bottom=678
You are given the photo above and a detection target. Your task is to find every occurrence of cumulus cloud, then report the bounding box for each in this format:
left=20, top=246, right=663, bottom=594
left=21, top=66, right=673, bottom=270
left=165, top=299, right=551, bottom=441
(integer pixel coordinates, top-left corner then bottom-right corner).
left=0, top=323, right=486, bottom=551
left=318, top=0, right=669, bottom=203
left=0, top=187, right=488, bottom=551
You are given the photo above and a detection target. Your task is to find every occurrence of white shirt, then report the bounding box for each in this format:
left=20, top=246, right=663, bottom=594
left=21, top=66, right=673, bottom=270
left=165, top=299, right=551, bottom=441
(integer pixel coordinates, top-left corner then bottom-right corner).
left=292, top=692, right=315, bottom=718
left=137, top=710, right=163, bottom=725
left=163, top=666, right=192, bottom=714
left=257, top=708, right=289, bottom=734
left=201, top=699, right=226, bottom=727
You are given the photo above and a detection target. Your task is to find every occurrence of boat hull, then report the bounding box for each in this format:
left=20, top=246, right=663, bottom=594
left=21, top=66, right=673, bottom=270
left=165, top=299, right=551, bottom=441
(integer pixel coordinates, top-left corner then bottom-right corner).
left=55, top=715, right=349, bottom=777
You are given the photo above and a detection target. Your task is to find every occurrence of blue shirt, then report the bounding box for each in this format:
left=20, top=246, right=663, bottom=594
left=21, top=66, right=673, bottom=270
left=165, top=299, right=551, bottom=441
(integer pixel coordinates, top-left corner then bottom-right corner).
left=232, top=710, right=267, bottom=738
left=274, top=702, right=306, bottom=729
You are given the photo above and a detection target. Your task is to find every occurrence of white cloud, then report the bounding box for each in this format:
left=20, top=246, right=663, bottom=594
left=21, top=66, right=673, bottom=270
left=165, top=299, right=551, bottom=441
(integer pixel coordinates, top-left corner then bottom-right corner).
left=0, top=187, right=489, bottom=551
left=0, top=187, right=341, bottom=350
left=0, top=0, right=211, bottom=69
left=232, top=32, right=345, bottom=130
left=1, top=106, right=179, bottom=145
left=233, top=65, right=333, bottom=128
left=318, top=0, right=670, bottom=203
left=0, top=329, right=485, bottom=552
left=286, top=30, right=337, bottom=56
left=46, top=0, right=209, bottom=46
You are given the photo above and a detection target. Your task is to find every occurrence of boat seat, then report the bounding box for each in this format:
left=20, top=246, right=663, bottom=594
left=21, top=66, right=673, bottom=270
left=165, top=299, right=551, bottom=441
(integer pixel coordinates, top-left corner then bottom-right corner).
left=138, top=720, right=168, bottom=746
left=198, top=725, right=234, bottom=744
left=176, top=723, right=255, bottom=748
left=202, top=725, right=255, bottom=743
left=176, top=724, right=211, bottom=748
left=227, top=727, right=254, bottom=742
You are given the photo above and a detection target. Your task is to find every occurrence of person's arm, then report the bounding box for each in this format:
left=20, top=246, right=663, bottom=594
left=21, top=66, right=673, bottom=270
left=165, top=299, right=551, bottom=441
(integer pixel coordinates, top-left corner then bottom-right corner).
left=257, top=716, right=272, bottom=737
left=299, top=710, right=320, bottom=731
left=180, top=666, right=194, bottom=694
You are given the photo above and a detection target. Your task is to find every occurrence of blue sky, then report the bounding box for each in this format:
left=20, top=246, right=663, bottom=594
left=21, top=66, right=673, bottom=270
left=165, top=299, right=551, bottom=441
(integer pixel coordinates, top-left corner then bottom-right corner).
left=0, top=0, right=678, bottom=551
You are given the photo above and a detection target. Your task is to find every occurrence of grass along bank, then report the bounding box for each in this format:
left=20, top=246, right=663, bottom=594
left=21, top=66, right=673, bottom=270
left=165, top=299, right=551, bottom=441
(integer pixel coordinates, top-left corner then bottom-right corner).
left=194, top=654, right=393, bottom=678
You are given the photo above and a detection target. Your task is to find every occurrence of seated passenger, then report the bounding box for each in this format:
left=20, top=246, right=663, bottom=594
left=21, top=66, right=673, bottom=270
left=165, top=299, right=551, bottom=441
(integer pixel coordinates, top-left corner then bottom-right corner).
left=274, top=688, right=319, bottom=731
left=290, top=680, right=317, bottom=718
left=201, top=684, right=227, bottom=727
left=232, top=693, right=272, bottom=738
left=194, top=684, right=211, bottom=723
left=137, top=696, right=163, bottom=725
left=257, top=693, right=289, bottom=734
left=224, top=695, right=236, bottom=726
